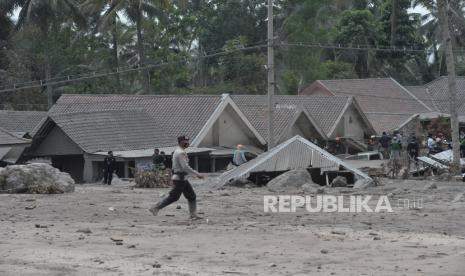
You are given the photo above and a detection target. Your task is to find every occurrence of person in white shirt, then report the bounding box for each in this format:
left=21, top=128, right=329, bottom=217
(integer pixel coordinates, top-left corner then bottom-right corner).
left=427, top=134, right=436, bottom=154
left=149, top=136, right=203, bottom=219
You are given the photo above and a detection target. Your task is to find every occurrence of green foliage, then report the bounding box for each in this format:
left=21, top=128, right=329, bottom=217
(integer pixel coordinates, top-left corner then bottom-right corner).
left=0, top=0, right=463, bottom=108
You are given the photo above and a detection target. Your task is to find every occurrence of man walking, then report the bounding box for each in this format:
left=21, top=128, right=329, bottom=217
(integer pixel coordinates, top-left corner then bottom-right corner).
left=149, top=136, right=203, bottom=219
left=103, top=151, right=116, bottom=185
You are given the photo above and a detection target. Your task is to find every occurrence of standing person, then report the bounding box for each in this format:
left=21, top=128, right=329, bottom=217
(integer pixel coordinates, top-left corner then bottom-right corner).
left=103, top=151, right=116, bottom=185
left=233, top=144, right=248, bottom=166
left=427, top=134, right=436, bottom=155
left=390, top=136, right=402, bottom=160
left=407, top=135, right=420, bottom=161
left=149, top=136, right=204, bottom=219
left=160, top=151, right=169, bottom=168
left=379, top=132, right=391, bottom=159
left=152, top=148, right=165, bottom=169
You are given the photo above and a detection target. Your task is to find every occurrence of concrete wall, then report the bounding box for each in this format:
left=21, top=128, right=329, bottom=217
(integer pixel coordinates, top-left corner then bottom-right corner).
left=34, top=126, right=82, bottom=156
left=200, top=105, right=257, bottom=148
left=343, top=105, right=366, bottom=140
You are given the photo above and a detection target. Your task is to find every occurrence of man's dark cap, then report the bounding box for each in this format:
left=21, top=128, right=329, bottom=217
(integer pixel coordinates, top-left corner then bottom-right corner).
left=108, top=151, right=113, bottom=154
left=177, top=136, right=189, bottom=143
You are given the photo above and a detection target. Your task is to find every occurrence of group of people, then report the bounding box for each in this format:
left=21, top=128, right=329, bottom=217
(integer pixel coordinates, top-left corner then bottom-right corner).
left=378, top=131, right=420, bottom=161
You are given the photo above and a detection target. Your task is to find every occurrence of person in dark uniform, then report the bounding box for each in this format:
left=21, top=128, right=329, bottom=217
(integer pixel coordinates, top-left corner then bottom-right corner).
left=407, top=135, right=420, bottom=161
left=149, top=136, right=203, bottom=219
left=103, top=151, right=116, bottom=185
left=152, top=148, right=165, bottom=169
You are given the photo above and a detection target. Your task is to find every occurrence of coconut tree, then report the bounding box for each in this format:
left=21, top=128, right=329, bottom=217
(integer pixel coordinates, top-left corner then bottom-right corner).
left=0, top=0, right=85, bottom=108
left=95, top=0, right=171, bottom=94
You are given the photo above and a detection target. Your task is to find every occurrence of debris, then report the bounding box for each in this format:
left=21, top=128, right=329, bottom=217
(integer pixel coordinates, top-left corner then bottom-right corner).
left=108, top=207, right=115, bottom=211
left=110, top=237, right=123, bottom=242
left=320, top=249, right=329, bottom=254
left=115, top=241, right=123, bottom=245
left=25, top=205, right=36, bottom=210
left=373, top=236, right=381, bottom=241
left=76, top=228, right=92, bottom=234
left=78, top=235, right=85, bottom=240
left=132, top=168, right=171, bottom=188
left=176, top=205, right=181, bottom=209
left=269, top=263, right=277, bottom=267
left=152, top=262, right=161, bottom=268
left=331, top=231, right=346, bottom=235
left=0, top=163, right=74, bottom=194
left=353, top=179, right=375, bottom=189
left=424, top=183, right=437, bottom=190
left=34, top=224, right=47, bottom=228
left=330, top=176, right=348, bottom=187
left=127, top=244, right=136, bottom=249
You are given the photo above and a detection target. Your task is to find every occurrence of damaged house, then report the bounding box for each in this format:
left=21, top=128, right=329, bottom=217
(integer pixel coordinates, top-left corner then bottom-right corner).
left=0, top=127, right=31, bottom=166
left=301, top=78, right=434, bottom=134
left=24, top=93, right=376, bottom=183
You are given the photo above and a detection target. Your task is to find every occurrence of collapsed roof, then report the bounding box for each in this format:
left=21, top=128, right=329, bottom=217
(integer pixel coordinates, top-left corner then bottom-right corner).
left=218, top=135, right=371, bottom=186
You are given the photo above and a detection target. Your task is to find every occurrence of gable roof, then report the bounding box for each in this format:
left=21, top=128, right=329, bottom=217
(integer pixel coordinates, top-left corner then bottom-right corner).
left=231, top=94, right=371, bottom=138
left=50, top=94, right=224, bottom=142
left=420, top=76, right=465, bottom=114
left=218, top=135, right=371, bottom=186
left=303, top=78, right=432, bottom=114
left=0, top=110, right=47, bottom=135
left=365, top=113, right=416, bottom=134
left=46, top=110, right=173, bottom=153
left=0, top=127, right=31, bottom=146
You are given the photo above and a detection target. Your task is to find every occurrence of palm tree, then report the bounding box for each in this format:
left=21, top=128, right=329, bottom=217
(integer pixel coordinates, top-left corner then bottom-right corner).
left=0, top=0, right=85, bottom=108
left=95, top=0, right=170, bottom=94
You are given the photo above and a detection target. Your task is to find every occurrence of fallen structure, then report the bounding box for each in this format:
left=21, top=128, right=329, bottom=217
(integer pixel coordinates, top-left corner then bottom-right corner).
left=0, top=127, right=31, bottom=166
left=218, top=136, right=372, bottom=187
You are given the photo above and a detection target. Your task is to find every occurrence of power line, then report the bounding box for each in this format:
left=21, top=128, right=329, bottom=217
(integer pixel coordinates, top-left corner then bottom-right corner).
left=0, top=43, right=268, bottom=94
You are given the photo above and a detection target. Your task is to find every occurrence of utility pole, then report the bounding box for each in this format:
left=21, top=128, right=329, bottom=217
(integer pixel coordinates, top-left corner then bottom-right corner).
left=438, top=0, right=461, bottom=174
left=267, top=0, right=275, bottom=150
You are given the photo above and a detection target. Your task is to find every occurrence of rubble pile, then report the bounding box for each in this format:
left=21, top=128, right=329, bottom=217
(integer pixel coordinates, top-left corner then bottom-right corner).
left=133, top=169, right=171, bottom=188
left=0, top=163, right=74, bottom=194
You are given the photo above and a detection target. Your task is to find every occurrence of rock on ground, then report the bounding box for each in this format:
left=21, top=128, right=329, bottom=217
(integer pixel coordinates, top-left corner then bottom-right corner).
left=267, top=169, right=317, bottom=189
left=0, top=163, right=74, bottom=194
left=330, top=176, right=348, bottom=187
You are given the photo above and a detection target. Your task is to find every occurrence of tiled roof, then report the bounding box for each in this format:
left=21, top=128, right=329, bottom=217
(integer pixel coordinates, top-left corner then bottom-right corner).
left=0, top=127, right=31, bottom=145
left=404, top=86, right=439, bottom=112
left=48, top=94, right=224, bottom=152
left=0, top=110, right=47, bottom=134
left=365, top=113, right=414, bottom=134
left=50, top=111, right=173, bottom=153
left=422, top=76, right=465, bottom=114
left=314, top=78, right=432, bottom=114
left=231, top=95, right=351, bottom=137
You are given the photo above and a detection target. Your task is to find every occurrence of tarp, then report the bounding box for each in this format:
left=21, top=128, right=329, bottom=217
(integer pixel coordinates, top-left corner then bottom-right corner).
left=417, top=156, right=449, bottom=169
left=218, top=135, right=371, bottom=185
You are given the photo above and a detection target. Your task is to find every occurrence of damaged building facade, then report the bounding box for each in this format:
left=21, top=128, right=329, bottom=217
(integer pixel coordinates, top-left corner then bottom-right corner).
left=18, top=93, right=376, bottom=183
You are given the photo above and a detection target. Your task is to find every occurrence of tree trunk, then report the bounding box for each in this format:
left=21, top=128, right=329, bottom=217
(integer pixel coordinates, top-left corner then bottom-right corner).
left=135, top=10, right=151, bottom=94
left=111, top=16, right=121, bottom=93
left=438, top=0, right=461, bottom=174
left=390, top=0, right=398, bottom=47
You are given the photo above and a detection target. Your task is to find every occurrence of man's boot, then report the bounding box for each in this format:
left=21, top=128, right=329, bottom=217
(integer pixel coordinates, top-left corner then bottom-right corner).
left=188, top=200, right=202, bottom=220
left=149, top=204, right=160, bottom=216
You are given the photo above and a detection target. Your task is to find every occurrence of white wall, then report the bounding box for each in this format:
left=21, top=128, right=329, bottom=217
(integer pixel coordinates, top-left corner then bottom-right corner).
left=199, top=105, right=257, bottom=148
left=342, top=106, right=366, bottom=140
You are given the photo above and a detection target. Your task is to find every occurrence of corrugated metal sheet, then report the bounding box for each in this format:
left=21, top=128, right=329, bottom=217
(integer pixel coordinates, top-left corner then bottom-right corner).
left=417, top=156, right=449, bottom=169
left=219, top=135, right=371, bottom=185
left=431, top=150, right=465, bottom=166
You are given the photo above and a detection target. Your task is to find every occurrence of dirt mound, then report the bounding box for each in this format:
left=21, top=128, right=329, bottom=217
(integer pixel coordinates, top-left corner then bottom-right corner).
left=0, top=163, right=74, bottom=194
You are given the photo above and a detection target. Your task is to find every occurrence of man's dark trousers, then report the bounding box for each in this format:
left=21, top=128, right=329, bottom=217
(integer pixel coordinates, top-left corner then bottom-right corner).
left=104, top=169, right=113, bottom=185
left=157, top=179, right=196, bottom=209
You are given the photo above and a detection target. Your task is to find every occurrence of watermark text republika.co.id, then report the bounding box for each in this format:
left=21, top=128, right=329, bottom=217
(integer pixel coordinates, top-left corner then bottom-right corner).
left=264, top=195, right=423, bottom=213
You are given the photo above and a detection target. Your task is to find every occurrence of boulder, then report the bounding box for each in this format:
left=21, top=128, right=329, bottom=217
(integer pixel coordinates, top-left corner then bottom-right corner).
left=330, top=176, right=348, bottom=187
left=267, top=169, right=315, bottom=189
left=353, top=178, right=375, bottom=189
left=0, top=163, right=74, bottom=194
